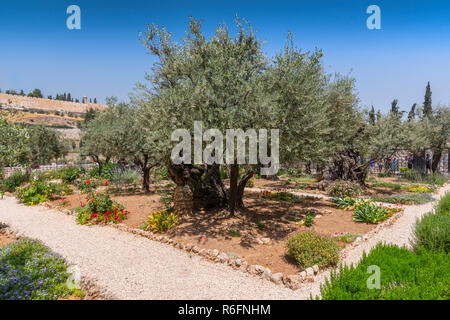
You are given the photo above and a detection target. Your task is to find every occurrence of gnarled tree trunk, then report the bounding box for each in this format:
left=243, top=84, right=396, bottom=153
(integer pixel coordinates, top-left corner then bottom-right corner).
left=168, top=163, right=254, bottom=214
left=168, top=163, right=228, bottom=209
left=431, top=150, right=442, bottom=173
left=329, top=149, right=368, bottom=185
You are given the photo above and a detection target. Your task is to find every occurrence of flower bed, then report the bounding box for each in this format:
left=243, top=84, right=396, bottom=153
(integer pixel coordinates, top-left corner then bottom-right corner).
left=76, top=193, right=129, bottom=225
left=0, top=238, right=81, bottom=300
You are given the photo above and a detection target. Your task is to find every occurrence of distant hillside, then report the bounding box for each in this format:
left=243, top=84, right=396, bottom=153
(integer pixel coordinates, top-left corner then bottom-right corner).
left=0, top=93, right=107, bottom=114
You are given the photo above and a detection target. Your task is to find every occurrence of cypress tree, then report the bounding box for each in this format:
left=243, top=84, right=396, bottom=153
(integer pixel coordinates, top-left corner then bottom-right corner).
left=390, top=99, right=399, bottom=115
left=423, top=81, right=432, bottom=118
left=369, top=105, right=376, bottom=124
left=407, top=103, right=416, bottom=122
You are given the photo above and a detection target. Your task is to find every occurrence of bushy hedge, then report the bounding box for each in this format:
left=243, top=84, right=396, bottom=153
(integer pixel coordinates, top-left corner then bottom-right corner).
left=58, top=166, right=83, bottom=183
left=411, top=193, right=450, bottom=253
left=287, top=232, right=340, bottom=269
left=319, top=244, right=449, bottom=300
left=1, top=171, right=26, bottom=193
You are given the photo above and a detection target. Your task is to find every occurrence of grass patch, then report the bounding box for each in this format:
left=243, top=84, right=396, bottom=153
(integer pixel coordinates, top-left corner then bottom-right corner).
left=319, top=244, right=449, bottom=300
left=411, top=193, right=449, bottom=253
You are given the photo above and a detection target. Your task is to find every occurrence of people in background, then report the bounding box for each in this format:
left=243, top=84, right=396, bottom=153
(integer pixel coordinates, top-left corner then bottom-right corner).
left=425, top=154, right=432, bottom=174
left=407, top=155, right=413, bottom=169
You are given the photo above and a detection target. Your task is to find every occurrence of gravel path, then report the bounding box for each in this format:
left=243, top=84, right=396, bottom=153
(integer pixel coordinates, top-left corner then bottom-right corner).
left=0, top=184, right=447, bottom=299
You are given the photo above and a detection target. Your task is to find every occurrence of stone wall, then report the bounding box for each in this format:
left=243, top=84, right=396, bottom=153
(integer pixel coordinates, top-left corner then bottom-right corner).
left=0, top=93, right=107, bottom=114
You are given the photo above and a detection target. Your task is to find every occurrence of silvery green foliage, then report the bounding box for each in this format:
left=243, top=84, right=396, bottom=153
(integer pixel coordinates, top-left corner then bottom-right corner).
left=134, top=18, right=360, bottom=170
left=0, top=117, right=30, bottom=167
left=0, top=117, right=67, bottom=168
left=135, top=16, right=269, bottom=166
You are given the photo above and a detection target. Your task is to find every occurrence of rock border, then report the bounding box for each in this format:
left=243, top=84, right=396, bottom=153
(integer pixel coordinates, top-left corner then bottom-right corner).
left=38, top=193, right=407, bottom=291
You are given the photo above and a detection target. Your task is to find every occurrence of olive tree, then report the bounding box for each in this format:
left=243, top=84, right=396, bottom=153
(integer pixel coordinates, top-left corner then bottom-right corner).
left=137, top=17, right=269, bottom=213
left=0, top=117, right=68, bottom=179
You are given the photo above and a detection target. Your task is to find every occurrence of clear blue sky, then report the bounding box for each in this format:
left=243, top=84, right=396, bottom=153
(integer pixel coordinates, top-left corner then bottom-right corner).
left=1, top=0, right=449, bottom=112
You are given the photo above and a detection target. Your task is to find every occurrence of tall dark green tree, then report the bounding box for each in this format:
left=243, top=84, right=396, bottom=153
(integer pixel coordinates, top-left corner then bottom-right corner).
left=423, top=81, right=432, bottom=119
left=369, top=105, right=376, bottom=124
left=390, top=99, right=399, bottom=115
left=408, top=103, right=416, bottom=122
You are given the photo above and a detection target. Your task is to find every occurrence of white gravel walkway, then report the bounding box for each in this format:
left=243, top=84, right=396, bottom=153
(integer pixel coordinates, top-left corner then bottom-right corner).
left=0, top=184, right=448, bottom=299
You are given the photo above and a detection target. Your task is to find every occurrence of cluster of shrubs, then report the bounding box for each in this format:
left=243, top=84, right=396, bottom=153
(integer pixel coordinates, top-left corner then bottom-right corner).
left=319, top=192, right=449, bottom=300
left=1, top=171, right=72, bottom=205
left=333, top=196, right=402, bottom=224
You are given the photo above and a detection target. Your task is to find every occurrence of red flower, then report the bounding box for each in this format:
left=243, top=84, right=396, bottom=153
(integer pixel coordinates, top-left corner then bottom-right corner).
left=85, top=180, right=91, bottom=184
left=105, top=181, right=108, bottom=185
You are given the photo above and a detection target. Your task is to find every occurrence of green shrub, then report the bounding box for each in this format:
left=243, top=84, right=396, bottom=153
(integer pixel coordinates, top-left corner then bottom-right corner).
left=157, top=166, right=170, bottom=181
left=220, top=166, right=228, bottom=179
left=76, top=179, right=98, bottom=194
left=0, top=238, right=79, bottom=300
left=145, top=210, right=178, bottom=233
left=58, top=166, right=83, bottom=183
left=110, top=168, right=140, bottom=191
left=402, top=169, right=448, bottom=186
left=435, top=192, right=450, bottom=215
left=304, top=213, right=316, bottom=227
left=319, top=244, right=450, bottom=300
left=287, top=232, right=340, bottom=269
left=371, top=193, right=434, bottom=205
left=87, top=166, right=100, bottom=178
left=353, top=202, right=391, bottom=224
left=426, top=172, right=448, bottom=186
left=2, top=171, right=26, bottom=193
left=100, top=161, right=116, bottom=180
left=377, top=168, right=393, bottom=177
left=411, top=193, right=450, bottom=253
left=327, top=181, right=361, bottom=198
left=16, top=178, right=66, bottom=206
left=230, top=228, right=241, bottom=237
left=399, top=167, right=410, bottom=173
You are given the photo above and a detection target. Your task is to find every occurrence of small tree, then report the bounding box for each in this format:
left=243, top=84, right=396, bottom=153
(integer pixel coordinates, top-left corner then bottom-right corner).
left=423, top=82, right=432, bottom=119
left=408, top=103, right=417, bottom=122
left=423, top=106, right=450, bottom=173
left=0, top=118, right=68, bottom=179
